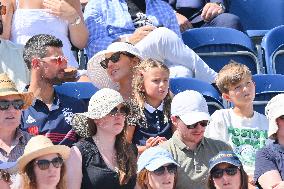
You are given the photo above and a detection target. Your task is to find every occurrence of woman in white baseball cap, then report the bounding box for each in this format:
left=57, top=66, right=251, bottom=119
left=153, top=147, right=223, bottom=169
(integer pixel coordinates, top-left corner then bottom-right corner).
left=254, top=93, right=284, bottom=189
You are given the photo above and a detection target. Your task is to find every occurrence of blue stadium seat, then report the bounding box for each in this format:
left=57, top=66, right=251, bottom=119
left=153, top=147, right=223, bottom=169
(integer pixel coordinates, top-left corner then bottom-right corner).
left=54, top=82, right=98, bottom=103
left=170, top=77, right=224, bottom=115
left=261, top=25, right=284, bottom=74
left=253, top=74, right=284, bottom=114
left=228, top=0, right=284, bottom=37
left=182, top=27, right=262, bottom=74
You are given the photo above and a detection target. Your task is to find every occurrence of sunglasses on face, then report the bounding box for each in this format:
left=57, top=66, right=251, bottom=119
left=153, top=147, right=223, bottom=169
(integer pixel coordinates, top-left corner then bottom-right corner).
left=278, top=115, right=284, bottom=120
left=211, top=166, right=238, bottom=179
left=0, top=170, right=10, bottom=183
left=108, top=105, right=129, bottom=117
left=0, top=4, right=6, bottom=15
left=100, top=52, right=135, bottom=69
left=39, top=56, right=68, bottom=65
left=0, top=99, right=24, bottom=110
left=153, top=164, right=177, bottom=176
left=34, top=157, right=63, bottom=171
left=186, top=120, right=208, bottom=129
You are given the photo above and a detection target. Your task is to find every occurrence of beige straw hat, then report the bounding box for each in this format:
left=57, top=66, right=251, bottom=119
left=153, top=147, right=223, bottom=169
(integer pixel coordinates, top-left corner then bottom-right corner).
left=17, top=135, right=70, bottom=172
left=71, top=88, right=124, bottom=137
left=0, top=73, right=33, bottom=109
left=87, top=42, right=144, bottom=90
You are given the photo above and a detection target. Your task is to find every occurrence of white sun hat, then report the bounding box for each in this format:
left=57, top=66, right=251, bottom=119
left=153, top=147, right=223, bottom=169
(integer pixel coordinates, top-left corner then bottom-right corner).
left=87, top=42, right=144, bottom=90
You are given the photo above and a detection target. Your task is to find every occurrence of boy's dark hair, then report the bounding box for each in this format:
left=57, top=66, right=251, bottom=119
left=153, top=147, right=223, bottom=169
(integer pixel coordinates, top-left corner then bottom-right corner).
left=215, top=60, right=252, bottom=94
left=23, top=34, right=63, bottom=69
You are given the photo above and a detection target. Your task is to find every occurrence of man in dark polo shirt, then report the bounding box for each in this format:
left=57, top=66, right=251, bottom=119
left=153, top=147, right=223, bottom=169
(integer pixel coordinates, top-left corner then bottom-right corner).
left=21, top=34, right=87, bottom=147
left=160, top=90, right=232, bottom=189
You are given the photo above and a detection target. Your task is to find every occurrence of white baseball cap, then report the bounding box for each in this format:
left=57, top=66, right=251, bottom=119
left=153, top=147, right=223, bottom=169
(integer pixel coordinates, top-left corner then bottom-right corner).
left=265, top=93, right=284, bottom=139
left=171, top=90, right=210, bottom=125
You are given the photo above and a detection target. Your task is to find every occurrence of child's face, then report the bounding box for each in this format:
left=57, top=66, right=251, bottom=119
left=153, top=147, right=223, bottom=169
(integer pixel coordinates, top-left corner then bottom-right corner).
left=143, top=67, right=169, bottom=107
left=223, top=76, right=255, bottom=106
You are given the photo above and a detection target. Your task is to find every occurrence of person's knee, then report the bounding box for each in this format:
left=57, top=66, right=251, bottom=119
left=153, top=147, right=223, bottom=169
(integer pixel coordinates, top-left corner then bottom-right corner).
left=212, top=13, right=243, bottom=31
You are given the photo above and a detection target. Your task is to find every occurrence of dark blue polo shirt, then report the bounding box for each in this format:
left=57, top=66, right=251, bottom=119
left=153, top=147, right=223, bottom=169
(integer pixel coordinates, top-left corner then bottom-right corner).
left=21, top=92, right=87, bottom=147
left=132, top=103, right=173, bottom=146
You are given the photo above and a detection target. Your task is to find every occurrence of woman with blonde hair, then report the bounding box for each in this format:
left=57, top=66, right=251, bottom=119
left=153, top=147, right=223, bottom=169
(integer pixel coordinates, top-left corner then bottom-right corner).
left=67, top=88, right=137, bottom=189
left=17, top=135, right=70, bottom=189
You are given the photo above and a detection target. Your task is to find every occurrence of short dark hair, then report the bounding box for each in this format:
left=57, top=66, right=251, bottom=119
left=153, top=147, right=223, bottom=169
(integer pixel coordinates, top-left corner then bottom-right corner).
left=23, top=34, right=63, bottom=69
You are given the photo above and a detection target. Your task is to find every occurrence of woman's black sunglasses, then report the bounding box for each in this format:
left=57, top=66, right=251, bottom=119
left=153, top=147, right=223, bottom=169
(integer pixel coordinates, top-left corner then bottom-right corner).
left=34, top=157, right=64, bottom=171
left=0, top=99, right=25, bottom=110
left=153, top=164, right=177, bottom=176
left=211, top=166, right=239, bottom=179
left=100, top=51, right=135, bottom=69
left=109, top=105, right=130, bottom=116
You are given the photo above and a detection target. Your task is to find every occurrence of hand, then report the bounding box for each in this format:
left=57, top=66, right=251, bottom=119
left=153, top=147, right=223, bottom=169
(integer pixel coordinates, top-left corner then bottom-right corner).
left=175, top=12, right=193, bottom=32
left=145, top=136, right=162, bottom=149
left=272, top=181, right=284, bottom=189
left=43, top=0, right=78, bottom=23
left=201, top=3, right=224, bottom=22
left=128, top=25, right=156, bottom=44
left=61, top=68, right=78, bottom=82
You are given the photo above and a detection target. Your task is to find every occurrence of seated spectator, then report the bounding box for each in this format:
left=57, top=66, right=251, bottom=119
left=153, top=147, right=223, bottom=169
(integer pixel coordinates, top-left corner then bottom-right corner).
left=127, top=58, right=172, bottom=154
left=0, top=73, right=33, bottom=162
left=84, top=0, right=217, bottom=82
left=207, top=151, right=248, bottom=189
left=21, top=34, right=87, bottom=147
left=0, top=161, right=17, bottom=189
left=254, top=94, right=284, bottom=189
left=17, top=135, right=70, bottom=189
left=1, top=0, right=88, bottom=68
left=163, top=0, right=242, bottom=32
left=67, top=88, right=137, bottom=189
left=205, top=61, right=269, bottom=188
left=0, top=2, right=29, bottom=91
left=160, top=90, right=232, bottom=189
left=137, top=147, right=179, bottom=189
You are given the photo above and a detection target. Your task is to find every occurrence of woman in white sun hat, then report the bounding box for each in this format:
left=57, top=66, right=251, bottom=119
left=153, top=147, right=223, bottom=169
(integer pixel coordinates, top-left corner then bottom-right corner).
left=254, top=93, right=284, bottom=189
left=17, top=135, right=70, bottom=189
left=66, top=88, right=137, bottom=189
left=87, top=42, right=143, bottom=100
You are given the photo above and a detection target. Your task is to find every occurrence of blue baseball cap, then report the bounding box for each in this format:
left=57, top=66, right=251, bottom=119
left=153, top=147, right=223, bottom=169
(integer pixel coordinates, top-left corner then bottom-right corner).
left=137, top=147, right=179, bottom=173
left=209, top=151, right=242, bottom=172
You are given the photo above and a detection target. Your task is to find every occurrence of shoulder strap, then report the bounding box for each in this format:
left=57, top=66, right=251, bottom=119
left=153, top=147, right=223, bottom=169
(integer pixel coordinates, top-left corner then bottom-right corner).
left=76, top=138, right=99, bottom=167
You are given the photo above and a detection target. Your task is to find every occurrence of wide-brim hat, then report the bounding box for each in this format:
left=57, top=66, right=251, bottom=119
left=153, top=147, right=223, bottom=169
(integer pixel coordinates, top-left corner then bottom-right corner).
left=209, top=151, right=242, bottom=172
left=17, top=135, right=70, bottom=172
left=0, top=73, right=33, bottom=109
left=265, top=93, right=284, bottom=139
left=87, top=42, right=144, bottom=90
left=71, top=88, right=124, bottom=138
left=0, top=161, right=18, bottom=174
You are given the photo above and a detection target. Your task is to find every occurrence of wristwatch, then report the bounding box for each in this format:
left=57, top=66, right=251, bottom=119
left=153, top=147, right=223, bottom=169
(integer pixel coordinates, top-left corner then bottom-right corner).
left=216, top=2, right=226, bottom=11
left=70, top=16, right=82, bottom=26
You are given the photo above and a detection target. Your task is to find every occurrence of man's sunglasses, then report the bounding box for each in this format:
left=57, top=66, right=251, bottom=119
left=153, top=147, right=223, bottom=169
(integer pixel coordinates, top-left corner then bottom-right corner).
left=186, top=120, right=208, bottom=129
left=0, top=170, right=10, bottom=183
left=39, top=56, right=68, bottom=65
left=153, top=164, right=177, bottom=176
left=0, top=4, right=6, bottom=15
left=211, top=166, right=239, bottom=179
left=109, top=105, right=129, bottom=116
left=0, top=100, right=24, bottom=110
left=100, top=52, right=135, bottom=69
left=34, top=157, right=64, bottom=171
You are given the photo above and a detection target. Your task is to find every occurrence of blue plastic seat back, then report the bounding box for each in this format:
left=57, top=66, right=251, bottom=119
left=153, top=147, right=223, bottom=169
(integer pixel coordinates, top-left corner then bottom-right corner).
left=253, top=74, right=284, bottom=114
left=261, top=25, right=284, bottom=74
left=182, top=27, right=259, bottom=74
left=228, top=0, right=284, bottom=32
left=170, top=77, right=224, bottom=115
left=54, top=82, right=98, bottom=104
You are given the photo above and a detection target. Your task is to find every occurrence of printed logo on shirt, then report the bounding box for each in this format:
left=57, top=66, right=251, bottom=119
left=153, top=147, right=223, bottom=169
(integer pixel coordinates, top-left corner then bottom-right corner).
left=227, top=126, right=268, bottom=172
left=26, top=115, right=36, bottom=124
left=27, top=125, right=39, bottom=135
left=62, top=108, right=74, bottom=125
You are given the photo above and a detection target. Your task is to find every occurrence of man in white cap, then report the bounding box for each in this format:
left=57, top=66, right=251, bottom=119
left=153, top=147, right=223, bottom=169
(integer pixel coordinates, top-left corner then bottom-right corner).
left=0, top=1, right=29, bottom=92
left=160, top=90, right=231, bottom=189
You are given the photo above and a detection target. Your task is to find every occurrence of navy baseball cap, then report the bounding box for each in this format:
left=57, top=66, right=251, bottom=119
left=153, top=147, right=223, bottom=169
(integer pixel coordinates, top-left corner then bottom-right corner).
left=209, top=151, right=242, bottom=172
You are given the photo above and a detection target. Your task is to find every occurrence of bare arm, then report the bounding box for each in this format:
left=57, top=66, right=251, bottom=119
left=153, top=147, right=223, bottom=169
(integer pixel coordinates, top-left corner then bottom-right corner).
left=66, top=146, right=83, bottom=189
left=0, top=0, right=15, bottom=39
left=258, top=170, right=282, bottom=189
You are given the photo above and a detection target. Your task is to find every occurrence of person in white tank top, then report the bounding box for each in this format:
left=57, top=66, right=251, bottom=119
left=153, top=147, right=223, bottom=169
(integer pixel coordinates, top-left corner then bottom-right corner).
left=0, top=0, right=88, bottom=68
